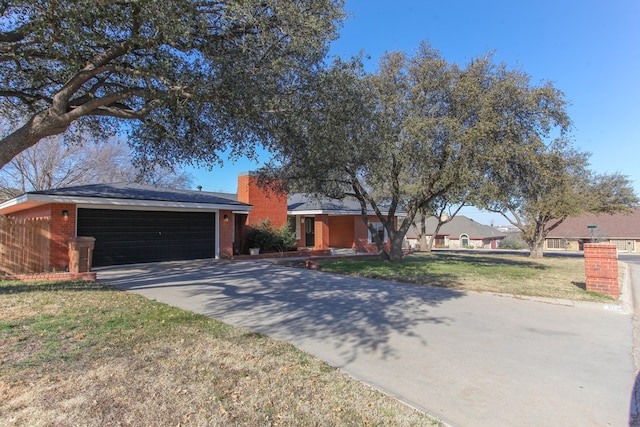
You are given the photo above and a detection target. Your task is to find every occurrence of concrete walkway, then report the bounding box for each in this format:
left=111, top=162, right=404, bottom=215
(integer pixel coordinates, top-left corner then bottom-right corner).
left=97, top=259, right=635, bottom=427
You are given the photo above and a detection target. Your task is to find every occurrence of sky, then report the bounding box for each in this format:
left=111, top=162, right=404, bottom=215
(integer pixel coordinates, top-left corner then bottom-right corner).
left=187, top=0, right=640, bottom=226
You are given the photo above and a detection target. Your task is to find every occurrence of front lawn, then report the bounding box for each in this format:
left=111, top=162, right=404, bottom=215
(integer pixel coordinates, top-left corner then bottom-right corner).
left=318, top=252, right=616, bottom=302
left=0, top=280, right=438, bottom=426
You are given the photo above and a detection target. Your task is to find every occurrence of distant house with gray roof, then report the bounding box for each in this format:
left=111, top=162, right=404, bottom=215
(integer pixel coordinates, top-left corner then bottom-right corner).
left=405, top=215, right=506, bottom=249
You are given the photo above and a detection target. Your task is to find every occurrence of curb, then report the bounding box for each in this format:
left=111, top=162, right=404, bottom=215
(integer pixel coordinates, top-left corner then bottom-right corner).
left=627, top=261, right=640, bottom=426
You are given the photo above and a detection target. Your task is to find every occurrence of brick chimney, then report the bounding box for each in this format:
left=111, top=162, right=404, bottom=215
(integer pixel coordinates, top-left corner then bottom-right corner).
left=237, top=172, right=288, bottom=228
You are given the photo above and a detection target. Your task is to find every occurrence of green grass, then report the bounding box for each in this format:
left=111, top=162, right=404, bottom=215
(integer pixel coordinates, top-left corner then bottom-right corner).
left=0, top=279, right=437, bottom=426
left=318, top=252, right=616, bottom=302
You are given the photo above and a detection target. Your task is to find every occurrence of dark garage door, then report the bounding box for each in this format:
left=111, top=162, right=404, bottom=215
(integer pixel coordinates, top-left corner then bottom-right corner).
left=77, top=208, right=216, bottom=266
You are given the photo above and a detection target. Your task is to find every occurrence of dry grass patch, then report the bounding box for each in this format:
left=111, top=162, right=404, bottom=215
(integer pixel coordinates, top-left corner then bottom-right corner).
left=319, top=252, right=616, bottom=302
left=0, top=280, right=439, bottom=426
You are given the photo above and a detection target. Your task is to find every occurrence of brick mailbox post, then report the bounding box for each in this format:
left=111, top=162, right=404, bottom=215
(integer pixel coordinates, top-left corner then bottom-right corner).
left=583, top=243, right=619, bottom=298
left=69, top=236, right=96, bottom=273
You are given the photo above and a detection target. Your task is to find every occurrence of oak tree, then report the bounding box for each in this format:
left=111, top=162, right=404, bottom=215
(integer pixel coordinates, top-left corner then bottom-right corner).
left=265, top=44, right=497, bottom=262
left=0, top=0, right=344, bottom=168
left=481, top=142, right=638, bottom=258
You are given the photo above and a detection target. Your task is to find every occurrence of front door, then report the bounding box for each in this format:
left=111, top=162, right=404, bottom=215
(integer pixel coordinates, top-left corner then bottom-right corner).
left=305, top=217, right=315, bottom=247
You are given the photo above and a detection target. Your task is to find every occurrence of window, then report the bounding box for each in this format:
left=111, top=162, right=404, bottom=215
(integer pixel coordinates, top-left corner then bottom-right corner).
left=547, top=238, right=564, bottom=249
left=369, top=222, right=387, bottom=243
left=613, top=239, right=635, bottom=252
left=460, top=234, right=469, bottom=247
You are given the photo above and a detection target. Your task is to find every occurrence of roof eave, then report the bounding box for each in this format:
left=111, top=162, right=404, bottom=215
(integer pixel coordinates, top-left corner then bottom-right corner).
left=0, top=193, right=252, bottom=214
left=288, top=209, right=392, bottom=216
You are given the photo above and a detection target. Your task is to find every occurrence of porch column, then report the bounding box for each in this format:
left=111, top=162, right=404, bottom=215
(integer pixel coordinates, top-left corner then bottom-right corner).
left=50, top=203, right=76, bottom=271
left=218, top=210, right=234, bottom=259
left=314, top=214, right=330, bottom=250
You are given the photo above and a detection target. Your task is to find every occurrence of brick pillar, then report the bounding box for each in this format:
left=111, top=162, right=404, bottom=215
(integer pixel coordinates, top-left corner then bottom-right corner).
left=314, top=214, right=330, bottom=250
left=584, top=243, right=619, bottom=298
left=50, top=203, right=76, bottom=271
left=219, top=210, right=234, bottom=259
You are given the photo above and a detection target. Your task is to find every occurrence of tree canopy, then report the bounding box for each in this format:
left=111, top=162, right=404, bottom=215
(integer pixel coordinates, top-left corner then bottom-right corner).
left=264, top=44, right=514, bottom=262
left=0, top=0, right=345, bottom=168
left=481, top=141, right=638, bottom=257
left=263, top=42, right=636, bottom=261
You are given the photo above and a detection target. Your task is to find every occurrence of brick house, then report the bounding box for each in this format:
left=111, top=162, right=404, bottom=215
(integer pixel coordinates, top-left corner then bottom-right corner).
left=238, top=173, right=396, bottom=254
left=545, top=207, right=640, bottom=253
left=0, top=172, right=400, bottom=270
left=0, top=183, right=252, bottom=270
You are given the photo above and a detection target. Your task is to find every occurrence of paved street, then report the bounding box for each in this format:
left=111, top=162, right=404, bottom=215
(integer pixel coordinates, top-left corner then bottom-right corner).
left=98, top=259, right=635, bottom=427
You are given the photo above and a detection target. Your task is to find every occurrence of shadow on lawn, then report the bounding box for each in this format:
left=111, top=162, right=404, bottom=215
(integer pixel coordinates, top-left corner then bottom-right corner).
left=416, top=252, right=549, bottom=269
left=0, top=280, right=114, bottom=295
left=98, top=260, right=464, bottom=364
left=571, top=280, right=587, bottom=291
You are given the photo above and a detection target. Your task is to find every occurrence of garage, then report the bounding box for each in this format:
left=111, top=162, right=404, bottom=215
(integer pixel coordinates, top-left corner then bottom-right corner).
left=77, top=208, right=216, bottom=267
left=0, top=182, right=252, bottom=272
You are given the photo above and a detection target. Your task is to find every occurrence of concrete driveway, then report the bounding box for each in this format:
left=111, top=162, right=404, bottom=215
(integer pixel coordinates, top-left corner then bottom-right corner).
left=97, top=259, right=635, bottom=427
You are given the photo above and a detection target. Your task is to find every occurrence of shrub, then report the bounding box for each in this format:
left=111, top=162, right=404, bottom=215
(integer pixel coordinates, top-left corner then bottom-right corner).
left=499, top=237, right=526, bottom=250
left=247, top=220, right=297, bottom=253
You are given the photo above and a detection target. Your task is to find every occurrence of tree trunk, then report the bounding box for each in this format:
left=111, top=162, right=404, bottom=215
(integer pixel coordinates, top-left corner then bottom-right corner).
left=388, top=234, right=404, bottom=263
left=419, top=235, right=430, bottom=252
left=418, top=214, right=430, bottom=251
left=529, top=245, right=544, bottom=259
left=0, top=110, right=70, bottom=169
left=428, top=222, right=445, bottom=251
left=526, top=220, right=546, bottom=258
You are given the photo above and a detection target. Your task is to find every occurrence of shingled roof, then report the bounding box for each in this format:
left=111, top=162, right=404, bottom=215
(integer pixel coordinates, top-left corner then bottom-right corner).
left=406, top=215, right=506, bottom=240
left=30, top=183, right=243, bottom=204
left=287, top=193, right=397, bottom=216
left=546, top=207, right=640, bottom=239
left=0, top=183, right=251, bottom=215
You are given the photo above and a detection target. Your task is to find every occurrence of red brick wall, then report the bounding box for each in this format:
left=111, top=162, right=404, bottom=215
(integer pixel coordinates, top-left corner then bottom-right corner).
left=314, top=214, right=330, bottom=250
left=49, top=203, right=76, bottom=271
left=584, top=243, right=619, bottom=298
left=237, top=174, right=288, bottom=228
left=219, top=209, right=234, bottom=259
left=328, top=216, right=356, bottom=248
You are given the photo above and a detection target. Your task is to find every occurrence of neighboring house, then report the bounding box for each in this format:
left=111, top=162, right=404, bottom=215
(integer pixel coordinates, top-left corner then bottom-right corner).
left=0, top=172, right=402, bottom=271
left=544, top=207, right=640, bottom=253
left=405, top=215, right=506, bottom=249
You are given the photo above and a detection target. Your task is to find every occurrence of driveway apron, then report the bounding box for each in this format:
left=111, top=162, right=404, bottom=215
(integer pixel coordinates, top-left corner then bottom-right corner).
left=97, top=259, right=634, bottom=427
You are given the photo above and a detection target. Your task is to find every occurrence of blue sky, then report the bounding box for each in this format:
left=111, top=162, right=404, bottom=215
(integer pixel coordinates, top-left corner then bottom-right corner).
left=188, top=0, right=640, bottom=225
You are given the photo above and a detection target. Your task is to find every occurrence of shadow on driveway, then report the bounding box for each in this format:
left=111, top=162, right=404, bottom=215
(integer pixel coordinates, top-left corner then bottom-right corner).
left=99, top=259, right=464, bottom=363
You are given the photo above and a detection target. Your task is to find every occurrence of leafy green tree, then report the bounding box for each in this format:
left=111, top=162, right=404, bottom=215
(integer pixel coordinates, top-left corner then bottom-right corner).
left=482, top=141, right=638, bottom=258
left=264, top=44, right=502, bottom=262
left=0, top=0, right=345, bottom=168
left=468, top=58, right=639, bottom=258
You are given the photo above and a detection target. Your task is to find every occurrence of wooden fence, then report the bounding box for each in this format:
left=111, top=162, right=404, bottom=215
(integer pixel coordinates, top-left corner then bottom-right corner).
left=0, top=216, right=50, bottom=275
